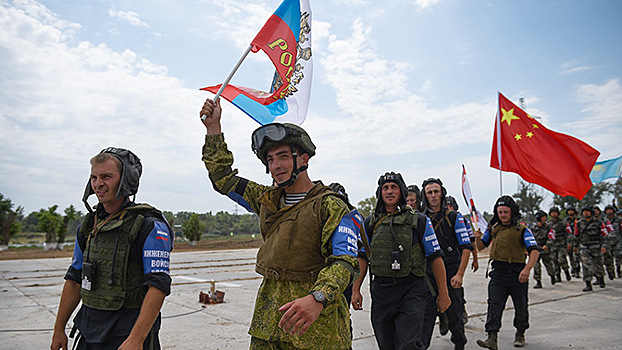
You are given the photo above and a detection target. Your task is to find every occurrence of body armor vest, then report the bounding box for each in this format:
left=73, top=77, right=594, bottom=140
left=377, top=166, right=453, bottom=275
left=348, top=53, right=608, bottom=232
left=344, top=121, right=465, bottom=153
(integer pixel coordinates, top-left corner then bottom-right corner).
left=577, top=219, right=602, bottom=247
left=532, top=223, right=549, bottom=247
left=368, top=209, right=426, bottom=278
left=549, top=218, right=567, bottom=243
left=79, top=204, right=158, bottom=311
left=489, top=223, right=528, bottom=263
left=255, top=183, right=334, bottom=282
left=428, top=209, right=460, bottom=264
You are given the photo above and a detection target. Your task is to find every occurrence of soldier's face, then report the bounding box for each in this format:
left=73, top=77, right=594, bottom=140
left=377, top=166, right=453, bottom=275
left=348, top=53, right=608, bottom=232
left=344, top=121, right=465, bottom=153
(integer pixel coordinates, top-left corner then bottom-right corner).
left=266, top=145, right=308, bottom=184
left=550, top=211, right=559, bottom=218
left=497, top=205, right=512, bottom=225
left=582, top=210, right=592, bottom=219
left=606, top=209, right=614, bottom=217
left=424, top=183, right=442, bottom=211
left=381, top=182, right=401, bottom=210
left=406, top=192, right=418, bottom=208
left=90, top=159, right=122, bottom=208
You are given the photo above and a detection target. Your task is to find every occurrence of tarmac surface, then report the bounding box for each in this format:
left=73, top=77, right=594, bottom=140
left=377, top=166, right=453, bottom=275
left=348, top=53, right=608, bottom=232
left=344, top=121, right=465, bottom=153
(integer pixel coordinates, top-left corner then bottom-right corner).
left=1, top=248, right=621, bottom=349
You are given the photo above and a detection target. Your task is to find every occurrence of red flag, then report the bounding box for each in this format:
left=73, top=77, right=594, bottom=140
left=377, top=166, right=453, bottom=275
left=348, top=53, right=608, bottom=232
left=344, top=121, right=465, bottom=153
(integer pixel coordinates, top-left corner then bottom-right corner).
left=490, top=92, right=600, bottom=200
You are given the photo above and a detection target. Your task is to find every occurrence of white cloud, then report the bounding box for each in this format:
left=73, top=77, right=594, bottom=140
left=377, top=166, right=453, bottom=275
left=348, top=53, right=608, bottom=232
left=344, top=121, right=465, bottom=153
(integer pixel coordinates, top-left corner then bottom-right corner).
left=108, top=9, right=150, bottom=28
left=558, top=60, right=593, bottom=75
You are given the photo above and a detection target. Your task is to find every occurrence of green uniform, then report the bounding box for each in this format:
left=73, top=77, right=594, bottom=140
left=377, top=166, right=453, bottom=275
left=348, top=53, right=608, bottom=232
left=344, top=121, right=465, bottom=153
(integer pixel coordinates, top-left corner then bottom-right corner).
left=548, top=217, right=570, bottom=275
left=202, top=134, right=357, bottom=350
left=566, top=216, right=581, bottom=277
left=531, top=222, right=555, bottom=282
left=605, top=215, right=622, bottom=275
left=576, top=218, right=607, bottom=282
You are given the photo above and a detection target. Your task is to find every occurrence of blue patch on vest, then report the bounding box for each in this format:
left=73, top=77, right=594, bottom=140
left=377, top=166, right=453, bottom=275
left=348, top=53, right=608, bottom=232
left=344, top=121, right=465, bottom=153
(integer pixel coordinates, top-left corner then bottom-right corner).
left=227, top=190, right=254, bottom=213
left=70, top=234, right=83, bottom=270
left=454, top=213, right=472, bottom=245
left=143, top=221, right=172, bottom=274
left=422, top=217, right=441, bottom=257
left=331, top=209, right=362, bottom=257
left=523, top=228, right=538, bottom=248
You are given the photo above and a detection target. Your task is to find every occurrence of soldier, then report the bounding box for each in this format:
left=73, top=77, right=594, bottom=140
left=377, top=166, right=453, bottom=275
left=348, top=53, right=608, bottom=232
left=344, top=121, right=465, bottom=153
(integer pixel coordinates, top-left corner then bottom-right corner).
left=420, top=180, right=473, bottom=350
left=604, top=205, right=622, bottom=278
left=565, top=207, right=581, bottom=278
left=531, top=211, right=556, bottom=288
left=407, top=184, right=422, bottom=212
left=575, top=206, right=608, bottom=291
left=547, top=207, right=572, bottom=282
left=50, top=147, right=173, bottom=350
left=474, top=196, right=540, bottom=349
left=351, top=172, right=451, bottom=350
left=599, top=206, right=617, bottom=280
left=200, top=99, right=359, bottom=350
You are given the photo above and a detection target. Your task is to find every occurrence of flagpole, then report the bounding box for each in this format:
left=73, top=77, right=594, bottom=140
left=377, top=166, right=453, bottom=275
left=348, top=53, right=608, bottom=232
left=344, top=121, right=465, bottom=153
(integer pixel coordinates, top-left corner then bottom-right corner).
left=496, top=95, right=503, bottom=195
left=201, top=45, right=253, bottom=120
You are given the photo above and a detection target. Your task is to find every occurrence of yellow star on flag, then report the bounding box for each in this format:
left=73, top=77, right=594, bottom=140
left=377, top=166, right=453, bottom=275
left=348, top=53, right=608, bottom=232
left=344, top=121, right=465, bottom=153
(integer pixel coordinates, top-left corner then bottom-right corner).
left=532, top=124, right=539, bottom=129
left=514, top=133, right=522, bottom=141
left=501, top=108, right=520, bottom=126
left=527, top=131, right=534, bottom=138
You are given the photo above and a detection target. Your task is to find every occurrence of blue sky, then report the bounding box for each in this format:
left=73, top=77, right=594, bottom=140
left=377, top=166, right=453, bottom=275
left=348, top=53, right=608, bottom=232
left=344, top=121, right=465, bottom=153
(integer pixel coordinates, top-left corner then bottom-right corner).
left=1, top=0, right=621, bottom=216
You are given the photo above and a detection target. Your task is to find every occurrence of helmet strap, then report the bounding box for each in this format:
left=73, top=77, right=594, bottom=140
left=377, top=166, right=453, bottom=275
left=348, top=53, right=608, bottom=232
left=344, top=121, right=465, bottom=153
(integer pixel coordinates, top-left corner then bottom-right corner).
left=275, top=149, right=308, bottom=188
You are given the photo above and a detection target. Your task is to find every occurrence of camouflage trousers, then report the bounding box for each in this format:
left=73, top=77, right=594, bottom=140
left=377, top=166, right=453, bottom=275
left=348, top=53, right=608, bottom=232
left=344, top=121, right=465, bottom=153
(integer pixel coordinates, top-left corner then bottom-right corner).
left=550, top=244, right=570, bottom=275
left=580, top=246, right=605, bottom=281
left=568, top=248, right=581, bottom=275
left=610, top=236, right=622, bottom=268
left=533, top=252, right=556, bottom=281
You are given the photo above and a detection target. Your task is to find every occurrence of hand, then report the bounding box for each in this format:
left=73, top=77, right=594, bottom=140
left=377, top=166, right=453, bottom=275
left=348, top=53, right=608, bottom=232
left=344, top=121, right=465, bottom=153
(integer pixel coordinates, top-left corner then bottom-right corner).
left=471, top=258, right=479, bottom=272
left=351, top=290, right=363, bottom=310
left=436, top=293, right=451, bottom=313
left=542, top=245, right=548, bottom=251
left=50, top=329, right=68, bottom=350
left=518, top=266, right=531, bottom=283
left=474, top=229, right=483, bottom=240
left=450, top=273, right=464, bottom=289
left=566, top=244, right=572, bottom=251
left=601, top=247, right=606, bottom=254
left=118, top=335, right=144, bottom=350
left=574, top=247, right=578, bottom=253
left=200, top=98, right=222, bottom=134
left=278, top=294, right=323, bottom=336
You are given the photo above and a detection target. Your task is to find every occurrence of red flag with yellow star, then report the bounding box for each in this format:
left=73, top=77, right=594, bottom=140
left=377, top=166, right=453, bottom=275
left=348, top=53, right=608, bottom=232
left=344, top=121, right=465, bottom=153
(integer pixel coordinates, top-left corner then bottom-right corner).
left=490, top=92, right=599, bottom=199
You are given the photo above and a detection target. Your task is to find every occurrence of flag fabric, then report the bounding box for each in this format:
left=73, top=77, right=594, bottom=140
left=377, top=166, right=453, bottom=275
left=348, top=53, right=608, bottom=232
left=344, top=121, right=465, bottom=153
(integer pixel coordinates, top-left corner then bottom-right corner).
left=202, top=0, right=312, bottom=126
left=461, top=164, right=489, bottom=232
left=490, top=92, right=600, bottom=200
left=590, top=155, right=622, bottom=183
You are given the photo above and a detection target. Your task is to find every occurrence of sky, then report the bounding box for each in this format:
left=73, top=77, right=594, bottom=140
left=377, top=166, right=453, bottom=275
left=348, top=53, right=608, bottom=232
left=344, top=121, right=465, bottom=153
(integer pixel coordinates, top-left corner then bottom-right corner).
left=1, top=0, right=621, bottom=217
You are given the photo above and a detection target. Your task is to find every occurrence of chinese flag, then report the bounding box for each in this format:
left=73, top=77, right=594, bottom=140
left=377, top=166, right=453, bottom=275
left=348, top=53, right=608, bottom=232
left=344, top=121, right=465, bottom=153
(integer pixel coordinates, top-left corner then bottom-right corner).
left=490, top=92, right=600, bottom=199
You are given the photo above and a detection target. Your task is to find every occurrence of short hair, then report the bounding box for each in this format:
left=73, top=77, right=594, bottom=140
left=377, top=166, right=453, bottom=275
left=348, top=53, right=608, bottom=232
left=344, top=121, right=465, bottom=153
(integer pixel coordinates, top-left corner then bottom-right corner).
left=90, top=152, right=122, bottom=174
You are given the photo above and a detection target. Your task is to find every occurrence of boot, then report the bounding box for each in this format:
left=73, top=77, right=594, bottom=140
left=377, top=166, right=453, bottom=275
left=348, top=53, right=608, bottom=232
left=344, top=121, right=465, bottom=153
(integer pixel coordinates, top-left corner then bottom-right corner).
left=598, top=276, right=606, bottom=288
left=462, top=310, right=469, bottom=325
left=608, top=270, right=615, bottom=280
left=533, top=280, right=542, bottom=289
left=556, top=273, right=562, bottom=282
left=439, top=313, right=449, bottom=335
left=565, top=270, right=572, bottom=281
left=514, top=330, right=526, bottom=347
left=477, top=332, right=498, bottom=350
left=550, top=275, right=556, bottom=285
left=583, top=280, right=593, bottom=292
left=454, top=345, right=465, bottom=350
left=617, top=265, right=621, bottom=278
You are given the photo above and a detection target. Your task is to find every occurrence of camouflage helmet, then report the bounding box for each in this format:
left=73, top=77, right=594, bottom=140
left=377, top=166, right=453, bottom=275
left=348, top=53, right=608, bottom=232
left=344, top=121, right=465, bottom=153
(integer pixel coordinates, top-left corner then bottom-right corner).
left=604, top=205, right=616, bottom=213
left=581, top=205, right=595, bottom=215
left=549, top=206, right=560, bottom=214
left=566, top=207, right=577, bottom=215
left=251, top=123, right=316, bottom=167
left=535, top=210, right=547, bottom=221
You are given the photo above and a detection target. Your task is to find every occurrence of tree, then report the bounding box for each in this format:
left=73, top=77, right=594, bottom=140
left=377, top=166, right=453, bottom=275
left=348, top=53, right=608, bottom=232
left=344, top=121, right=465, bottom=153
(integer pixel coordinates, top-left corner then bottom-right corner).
left=0, top=193, right=22, bottom=246
left=183, top=213, right=205, bottom=245
left=56, top=205, right=78, bottom=248
left=37, top=205, right=61, bottom=246
left=613, top=178, right=622, bottom=208
left=553, top=182, right=613, bottom=215
left=357, top=196, right=376, bottom=218
left=512, top=180, right=544, bottom=223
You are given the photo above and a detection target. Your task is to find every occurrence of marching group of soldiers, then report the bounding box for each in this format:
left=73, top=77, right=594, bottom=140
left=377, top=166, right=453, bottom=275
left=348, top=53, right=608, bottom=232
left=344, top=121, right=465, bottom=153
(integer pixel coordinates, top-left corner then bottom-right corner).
left=530, top=205, right=622, bottom=292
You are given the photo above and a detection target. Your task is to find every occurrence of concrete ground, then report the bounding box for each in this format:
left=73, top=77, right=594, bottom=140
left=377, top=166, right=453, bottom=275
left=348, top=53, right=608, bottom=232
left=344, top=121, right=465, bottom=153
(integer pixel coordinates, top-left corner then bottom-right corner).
left=1, top=249, right=621, bottom=349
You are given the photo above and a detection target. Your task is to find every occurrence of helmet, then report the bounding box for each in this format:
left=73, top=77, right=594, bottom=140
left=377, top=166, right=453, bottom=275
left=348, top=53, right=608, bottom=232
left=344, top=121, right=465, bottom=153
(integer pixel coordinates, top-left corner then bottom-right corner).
left=82, top=147, right=142, bottom=212
left=581, top=205, right=594, bottom=216
left=566, top=207, right=577, bottom=215
left=374, top=172, right=408, bottom=215
left=604, top=205, right=616, bottom=212
left=446, top=195, right=459, bottom=211
left=491, top=195, right=521, bottom=226
left=251, top=123, right=315, bottom=167
left=421, top=178, right=447, bottom=211
left=593, top=205, right=601, bottom=213
left=549, top=206, right=560, bottom=214
left=329, top=182, right=351, bottom=207
left=407, top=184, right=421, bottom=210
left=535, top=210, right=547, bottom=221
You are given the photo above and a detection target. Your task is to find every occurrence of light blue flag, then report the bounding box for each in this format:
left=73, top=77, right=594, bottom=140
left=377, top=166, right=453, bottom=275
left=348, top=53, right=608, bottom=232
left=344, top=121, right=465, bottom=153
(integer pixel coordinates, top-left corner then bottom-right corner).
left=590, top=156, right=622, bottom=183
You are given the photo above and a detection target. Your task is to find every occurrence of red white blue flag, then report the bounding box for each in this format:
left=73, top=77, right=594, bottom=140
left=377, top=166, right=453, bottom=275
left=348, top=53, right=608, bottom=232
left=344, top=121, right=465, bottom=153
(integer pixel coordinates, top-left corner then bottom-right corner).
left=202, top=0, right=312, bottom=125
left=461, top=164, right=488, bottom=232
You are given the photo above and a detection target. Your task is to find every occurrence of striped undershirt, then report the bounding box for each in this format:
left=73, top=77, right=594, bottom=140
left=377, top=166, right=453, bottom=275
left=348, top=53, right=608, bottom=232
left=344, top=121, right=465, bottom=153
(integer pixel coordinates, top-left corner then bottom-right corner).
left=284, top=192, right=307, bottom=206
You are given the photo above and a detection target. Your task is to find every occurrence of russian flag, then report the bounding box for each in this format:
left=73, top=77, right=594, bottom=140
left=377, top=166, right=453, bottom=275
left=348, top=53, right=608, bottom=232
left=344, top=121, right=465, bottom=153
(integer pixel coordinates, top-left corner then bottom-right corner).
left=202, top=0, right=312, bottom=126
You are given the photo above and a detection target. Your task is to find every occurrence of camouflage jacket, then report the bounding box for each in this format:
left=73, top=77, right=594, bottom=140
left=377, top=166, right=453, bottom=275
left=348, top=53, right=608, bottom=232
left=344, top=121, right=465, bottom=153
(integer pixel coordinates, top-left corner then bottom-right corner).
left=202, top=134, right=357, bottom=349
left=575, top=218, right=608, bottom=249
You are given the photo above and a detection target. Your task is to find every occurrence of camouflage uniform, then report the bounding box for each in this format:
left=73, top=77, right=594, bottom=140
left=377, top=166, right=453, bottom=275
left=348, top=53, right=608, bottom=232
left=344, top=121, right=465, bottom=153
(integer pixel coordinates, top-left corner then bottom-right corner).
left=531, top=221, right=555, bottom=283
left=601, top=218, right=617, bottom=279
left=202, top=134, right=357, bottom=350
left=605, top=214, right=622, bottom=278
left=548, top=217, right=572, bottom=278
left=575, top=218, right=608, bottom=282
left=566, top=216, right=581, bottom=277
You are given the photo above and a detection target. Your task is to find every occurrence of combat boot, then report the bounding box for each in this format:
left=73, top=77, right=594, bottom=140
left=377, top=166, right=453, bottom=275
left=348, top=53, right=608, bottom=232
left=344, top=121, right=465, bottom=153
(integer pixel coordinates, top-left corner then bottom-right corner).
left=514, top=330, right=526, bottom=347
left=533, top=280, right=542, bottom=289
left=598, top=276, right=606, bottom=288
left=550, top=275, right=556, bottom=285
left=565, top=270, right=571, bottom=281
left=617, top=265, right=621, bottom=278
left=607, top=270, right=615, bottom=280
left=582, top=280, right=592, bottom=292
left=556, top=273, right=562, bottom=282
left=477, top=331, right=498, bottom=350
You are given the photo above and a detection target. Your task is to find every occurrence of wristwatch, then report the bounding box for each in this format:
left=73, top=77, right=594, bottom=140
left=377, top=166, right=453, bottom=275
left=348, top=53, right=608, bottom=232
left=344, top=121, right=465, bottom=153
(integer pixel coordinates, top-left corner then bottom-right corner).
left=309, top=290, right=327, bottom=307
